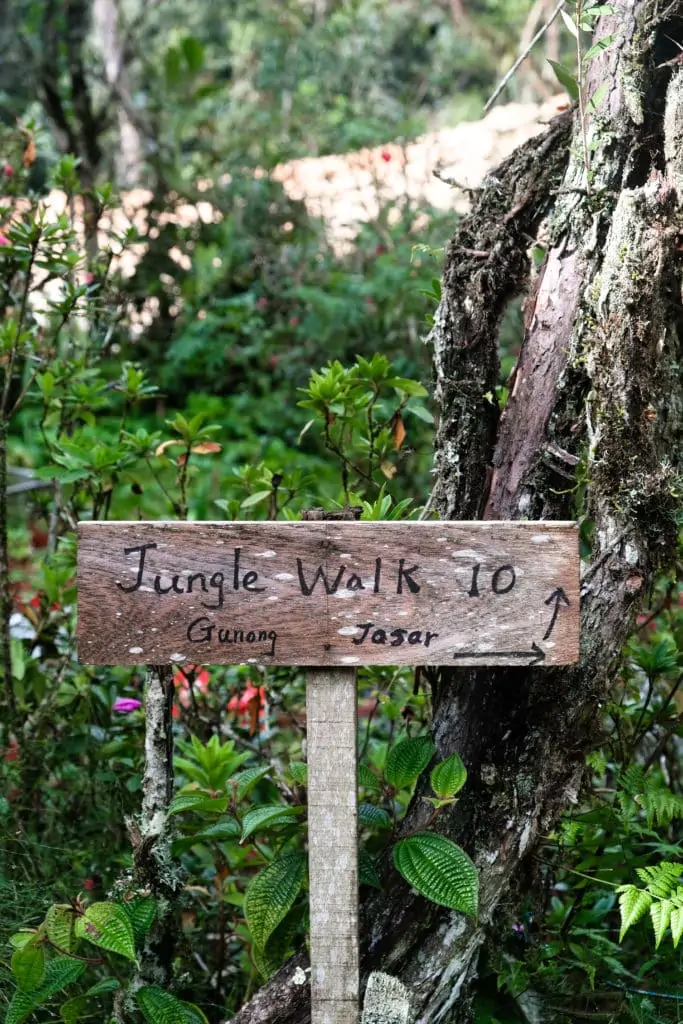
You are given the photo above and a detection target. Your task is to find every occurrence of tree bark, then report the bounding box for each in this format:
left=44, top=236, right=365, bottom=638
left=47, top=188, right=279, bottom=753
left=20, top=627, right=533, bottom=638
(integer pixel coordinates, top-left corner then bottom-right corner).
left=223, top=2, right=683, bottom=1022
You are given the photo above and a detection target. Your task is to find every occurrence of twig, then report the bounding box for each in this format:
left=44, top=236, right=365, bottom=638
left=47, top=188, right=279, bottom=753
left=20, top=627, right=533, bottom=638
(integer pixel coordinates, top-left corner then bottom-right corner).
left=484, top=0, right=566, bottom=112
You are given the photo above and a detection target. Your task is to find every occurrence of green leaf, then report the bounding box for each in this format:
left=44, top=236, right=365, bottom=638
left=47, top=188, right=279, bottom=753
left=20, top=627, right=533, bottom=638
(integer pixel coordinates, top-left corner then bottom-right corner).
left=670, top=906, right=683, bottom=948
left=181, top=36, right=205, bottom=73
left=169, top=792, right=228, bottom=815
left=252, top=904, right=306, bottom=979
left=136, top=986, right=209, bottom=1024
left=232, top=765, right=271, bottom=799
left=560, top=8, right=579, bottom=37
left=240, top=805, right=304, bottom=842
left=358, top=762, right=380, bottom=792
left=358, top=803, right=393, bottom=830
left=120, top=896, right=156, bottom=945
left=617, top=885, right=652, bottom=941
left=587, top=82, right=609, bottom=113
left=385, top=377, right=428, bottom=397
left=84, top=978, right=121, bottom=997
left=385, top=736, right=435, bottom=790
left=194, top=820, right=241, bottom=842
left=547, top=60, right=580, bottom=100
left=393, top=833, right=478, bottom=916
left=430, top=752, right=467, bottom=800
left=9, top=932, right=37, bottom=950
left=45, top=905, right=76, bottom=952
left=288, top=761, right=308, bottom=785
left=245, top=853, right=306, bottom=950
left=60, top=995, right=87, bottom=1024
left=583, top=35, right=614, bottom=63
left=650, top=899, right=673, bottom=948
left=75, top=901, right=136, bottom=961
left=359, top=848, right=382, bottom=890
left=5, top=957, right=85, bottom=1024
left=240, top=490, right=272, bottom=509
left=11, top=944, right=45, bottom=991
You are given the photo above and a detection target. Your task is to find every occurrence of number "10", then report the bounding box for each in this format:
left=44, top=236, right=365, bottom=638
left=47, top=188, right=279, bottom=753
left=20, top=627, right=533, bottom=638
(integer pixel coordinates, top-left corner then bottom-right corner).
left=468, top=564, right=516, bottom=597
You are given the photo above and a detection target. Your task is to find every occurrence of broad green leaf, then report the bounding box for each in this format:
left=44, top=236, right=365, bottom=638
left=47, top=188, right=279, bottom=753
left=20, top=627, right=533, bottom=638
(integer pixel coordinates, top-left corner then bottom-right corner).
left=385, top=736, right=435, bottom=790
left=288, top=762, right=308, bottom=785
left=386, top=377, right=428, bottom=397
left=84, top=978, right=121, bottom=997
left=241, top=804, right=304, bottom=842
left=547, top=60, right=580, bottom=100
left=5, top=957, right=84, bottom=1024
left=194, top=820, right=241, bottom=842
left=359, top=848, right=382, bottom=890
left=45, top=905, right=76, bottom=952
left=393, top=833, right=478, bottom=916
left=136, top=985, right=209, bottom=1024
left=9, top=932, right=36, bottom=950
left=358, top=803, right=393, bottom=830
left=617, top=885, right=652, bottom=941
left=11, top=944, right=45, bottom=991
left=245, top=853, right=306, bottom=950
left=75, top=901, right=136, bottom=961
left=240, top=490, right=272, bottom=509
left=670, top=906, right=683, bottom=948
left=60, top=995, right=87, bottom=1024
left=650, top=899, right=672, bottom=948
left=169, top=792, right=228, bottom=815
left=358, top=763, right=380, bottom=792
left=252, top=904, right=306, bottom=979
left=233, top=765, right=271, bottom=799
left=120, top=896, right=156, bottom=945
left=431, top=752, right=467, bottom=800
left=181, top=36, right=205, bottom=73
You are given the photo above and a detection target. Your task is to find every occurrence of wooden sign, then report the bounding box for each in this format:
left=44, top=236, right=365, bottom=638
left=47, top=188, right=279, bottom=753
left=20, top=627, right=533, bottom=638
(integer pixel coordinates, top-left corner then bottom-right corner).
left=77, top=517, right=580, bottom=1024
left=77, top=521, right=579, bottom=667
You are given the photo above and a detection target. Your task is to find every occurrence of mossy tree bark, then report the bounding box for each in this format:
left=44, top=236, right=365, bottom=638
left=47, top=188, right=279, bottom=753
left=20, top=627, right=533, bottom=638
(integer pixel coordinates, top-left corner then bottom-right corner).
left=226, top=3, right=683, bottom=1022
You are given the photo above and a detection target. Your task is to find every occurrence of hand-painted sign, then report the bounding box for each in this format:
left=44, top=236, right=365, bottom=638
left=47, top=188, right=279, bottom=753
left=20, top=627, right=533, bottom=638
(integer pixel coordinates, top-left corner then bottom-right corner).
left=77, top=521, right=579, bottom=666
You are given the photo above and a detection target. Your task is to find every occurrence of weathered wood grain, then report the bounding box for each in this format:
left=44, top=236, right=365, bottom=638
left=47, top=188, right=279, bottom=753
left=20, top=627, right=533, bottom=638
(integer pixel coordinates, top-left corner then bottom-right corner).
left=77, top=521, right=579, bottom=666
left=306, top=668, right=359, bottom=1024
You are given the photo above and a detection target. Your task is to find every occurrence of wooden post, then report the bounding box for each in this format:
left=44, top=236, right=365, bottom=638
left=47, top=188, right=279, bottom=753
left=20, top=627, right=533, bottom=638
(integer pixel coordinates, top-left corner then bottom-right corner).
left=306, top=668, right=359, bottom=1024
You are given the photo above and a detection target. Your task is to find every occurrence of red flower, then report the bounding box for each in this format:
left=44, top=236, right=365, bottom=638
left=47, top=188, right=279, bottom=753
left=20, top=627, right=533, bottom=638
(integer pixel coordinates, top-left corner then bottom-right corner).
left=257, top=297, right=268, bottom=310
left=83, top=879, right=95, bottom=891
left=227, top=683, right=268, bottom=736
left=3, top=162, right=12, bottom=178
left=381, top=150, right=391, bottom=163
left=4, top=737, right=19, bottom=762
left=289, top=316, right=299, bottom=326
left=173, top=664, right=211, bottom=708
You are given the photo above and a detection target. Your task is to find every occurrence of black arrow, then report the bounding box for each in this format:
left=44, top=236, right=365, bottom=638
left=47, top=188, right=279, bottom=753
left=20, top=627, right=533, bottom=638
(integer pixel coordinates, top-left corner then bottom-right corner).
left=543, top=587, right=570, bottom=640
left=452, top=642, right=546, bottom=666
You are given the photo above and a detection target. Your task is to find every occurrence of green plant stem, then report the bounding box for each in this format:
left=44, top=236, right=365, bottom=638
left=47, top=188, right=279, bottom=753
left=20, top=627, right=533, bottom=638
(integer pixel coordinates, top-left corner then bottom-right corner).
left=576, top=0, right=592, bottom=195
left=0, top=417, right=15, bottom=719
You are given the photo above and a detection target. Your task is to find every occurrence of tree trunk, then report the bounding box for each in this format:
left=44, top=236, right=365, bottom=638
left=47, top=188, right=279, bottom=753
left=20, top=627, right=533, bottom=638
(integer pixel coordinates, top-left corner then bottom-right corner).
left=224, top=2, right=683, bottom=1021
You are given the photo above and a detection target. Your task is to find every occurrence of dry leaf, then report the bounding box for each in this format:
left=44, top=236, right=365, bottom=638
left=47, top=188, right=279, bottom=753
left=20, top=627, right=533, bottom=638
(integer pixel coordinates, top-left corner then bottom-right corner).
left=154, top=439, right=182, bottom=456
left=177, top=453, right=188, bottom=466
left=380, top=461, right=397, bottom=479
left=191, top=441, right=222, bottom=454
left=22, top=138, right=36, bottom=168
left=390, top=412, right=407, bottom=450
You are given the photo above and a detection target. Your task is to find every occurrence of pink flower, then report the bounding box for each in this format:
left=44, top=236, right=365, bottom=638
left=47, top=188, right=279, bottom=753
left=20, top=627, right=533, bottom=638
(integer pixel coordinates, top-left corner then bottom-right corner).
left=3, top=163, right=12, bottom=178
left=381, top=150, right=391, bottom=163
left=0, top=232, right=10, bottom=247
left=83, top=879, right=95, bottom=891
left=112, top=697, right=142, bottom=713
left=257, top=297, right=268, bottom=310
left=289, top=316, right=299, bottom=326
left=84, top=271, right=95, bottom=285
